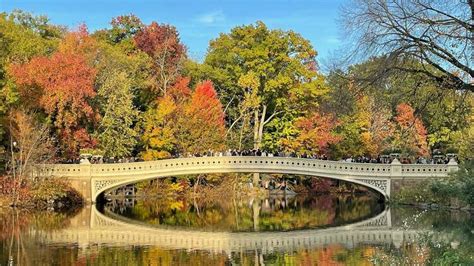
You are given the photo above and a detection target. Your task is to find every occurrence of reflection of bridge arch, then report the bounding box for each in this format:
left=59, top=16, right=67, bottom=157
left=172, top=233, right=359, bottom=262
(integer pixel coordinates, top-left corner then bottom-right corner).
left=35, top=156, right=458, bottom=202
left=37, top=205, right=427, bottom=253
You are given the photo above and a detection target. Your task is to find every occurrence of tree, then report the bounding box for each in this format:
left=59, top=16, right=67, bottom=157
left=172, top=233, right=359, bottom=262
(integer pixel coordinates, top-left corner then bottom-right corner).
left=8, top=51, right=97, bottom=157
left=134, top=22, right=186, bottom=97
left=326, top=57, right=472, bottom=156
left=354, top=95, right=394, bottom=157
left=0, top=12, right=60, bottom=156
left=140, top=79, right=226, bottom=158
left=141, top=95, right=179, bottom=160
left=341, top=0, right=473, bottom=92
left=279, top=112, right=340, bottom=156
left=180, top=80, right=226, bottom=154
left=96, top=71, right=138, bottom=158
left=203, top=21, right=328, bottom=149
left=6, top=9, right=63, bottom=39
left=108, top=15, right=143, bottom=44
left=7, top=110, right=53, bottom=205
left=93, top=14, right=144, bottom=54
left=393, top=103, right=429, bottom=156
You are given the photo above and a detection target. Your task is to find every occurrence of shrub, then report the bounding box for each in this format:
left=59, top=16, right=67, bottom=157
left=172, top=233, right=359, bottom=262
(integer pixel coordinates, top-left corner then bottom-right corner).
left=30, top=177, right=83, bottom=208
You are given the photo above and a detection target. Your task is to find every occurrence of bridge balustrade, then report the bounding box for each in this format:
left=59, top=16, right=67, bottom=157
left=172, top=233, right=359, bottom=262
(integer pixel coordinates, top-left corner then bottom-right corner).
left=35, top=156, right=452, bottom=179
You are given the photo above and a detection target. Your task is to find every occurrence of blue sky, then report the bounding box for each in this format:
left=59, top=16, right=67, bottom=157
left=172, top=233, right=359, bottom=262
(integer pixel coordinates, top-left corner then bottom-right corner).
left=1, top=0, right=346, bottom=63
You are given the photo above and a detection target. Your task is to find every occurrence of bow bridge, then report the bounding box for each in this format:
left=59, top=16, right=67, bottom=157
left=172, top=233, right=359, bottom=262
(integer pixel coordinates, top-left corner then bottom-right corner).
left=35, top=156, right=458, bottom=202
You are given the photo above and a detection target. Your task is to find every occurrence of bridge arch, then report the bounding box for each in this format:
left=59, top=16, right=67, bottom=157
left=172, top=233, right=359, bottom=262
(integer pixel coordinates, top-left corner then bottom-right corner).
left=94, top=167, right=389, bottom=202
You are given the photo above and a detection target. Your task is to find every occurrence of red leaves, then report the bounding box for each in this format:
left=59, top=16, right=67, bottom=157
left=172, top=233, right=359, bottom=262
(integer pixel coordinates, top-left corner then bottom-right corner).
left=11, top=53, right=96, bottom=115
left=9, top=51, right=97, bottom=156
left=187, top=80, right=225, bottom=126
left=182, top=80, right=226, bottom=153
left=142, top=79, right=226, bottom=157
left=134, top=21, right=186, bottom=95
left=134, top=22, right=185, bottom=61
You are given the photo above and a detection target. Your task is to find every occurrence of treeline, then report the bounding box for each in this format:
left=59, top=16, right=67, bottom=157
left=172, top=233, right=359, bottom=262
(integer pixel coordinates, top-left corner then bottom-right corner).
left=0, top=10, right=472, bottom=167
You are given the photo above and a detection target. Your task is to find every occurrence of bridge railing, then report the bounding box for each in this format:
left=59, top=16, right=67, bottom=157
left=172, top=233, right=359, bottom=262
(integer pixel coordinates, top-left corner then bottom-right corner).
left=34, top=156, right=456, bottom=179
left=88, top=156, right=394, bottom=177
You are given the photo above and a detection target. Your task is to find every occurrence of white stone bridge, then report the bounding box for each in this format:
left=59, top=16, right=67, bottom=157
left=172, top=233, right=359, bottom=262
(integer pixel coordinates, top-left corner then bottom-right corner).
left=34, top=156, right=458, bottom=203
left=37, top=205, right=429, bottom=253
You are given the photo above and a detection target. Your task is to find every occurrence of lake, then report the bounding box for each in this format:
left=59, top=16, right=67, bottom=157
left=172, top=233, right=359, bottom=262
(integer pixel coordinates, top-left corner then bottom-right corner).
left=1, top=181, right=473, bottom=265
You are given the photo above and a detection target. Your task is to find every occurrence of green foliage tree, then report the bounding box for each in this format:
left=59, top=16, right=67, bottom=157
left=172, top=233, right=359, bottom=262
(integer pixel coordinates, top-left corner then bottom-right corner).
left=201, top=21, right=328, bottom=149
left=431, top=160, right=474, bottom=206
left=96, top=70, right=138, bottom=158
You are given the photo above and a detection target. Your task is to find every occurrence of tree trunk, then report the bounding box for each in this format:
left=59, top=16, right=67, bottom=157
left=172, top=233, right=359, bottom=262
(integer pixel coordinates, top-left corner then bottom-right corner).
left=257, top=105, right=267, bottom=150
left=253, top=109, right=260, bottom=149
left=252, top=173, right=260, bottom=188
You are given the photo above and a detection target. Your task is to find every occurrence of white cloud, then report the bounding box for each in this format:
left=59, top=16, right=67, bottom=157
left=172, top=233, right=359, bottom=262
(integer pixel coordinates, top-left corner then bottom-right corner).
left=196, top=10, right=225, bottom=24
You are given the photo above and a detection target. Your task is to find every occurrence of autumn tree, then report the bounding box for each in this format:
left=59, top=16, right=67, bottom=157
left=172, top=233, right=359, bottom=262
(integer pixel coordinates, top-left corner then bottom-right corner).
left=140, top=79, right=191, bottom=160
left=7, top=110, right=53, bottom=205
left=279, top=112, right=340, bottom=156
left=106, top=15, right=143, bottom=45
left=393, top=103, right=429, bottom=156
left=141, top=95, right=179, bottom=160
left=0, top=12, right=60, bottom=158
left=179, top=80, right=226, bottom=154
left=201, top=21, right=328, bottom=150
left=8, top=51, right=97, bottom=157
left=140, top=79, right=226, bottom=159
left=134, top=22, right=186, bottom=97
left=96, top=70, right=138, bottom=158
left=357, top=96, right=393, bottom=156
left=325, top=57, right=471, bottom=158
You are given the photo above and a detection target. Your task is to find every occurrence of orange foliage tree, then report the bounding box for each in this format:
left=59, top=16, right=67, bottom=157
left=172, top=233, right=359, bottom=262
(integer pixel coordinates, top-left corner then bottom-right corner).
left=9, top=50, right=97, bottom=157
left=393, top=103, right=429, bottom=156
left=180, top=80, right=226, bottom=154
left=280, top=112, right=340, bottom=156
left=141, top=79, right=226, bottom=159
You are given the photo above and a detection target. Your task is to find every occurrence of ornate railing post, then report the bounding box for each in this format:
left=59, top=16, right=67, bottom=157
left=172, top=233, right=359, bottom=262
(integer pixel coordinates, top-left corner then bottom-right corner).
left=390, top=158, right=402, bottom=178
left=447, top=158, right=459, bottom=173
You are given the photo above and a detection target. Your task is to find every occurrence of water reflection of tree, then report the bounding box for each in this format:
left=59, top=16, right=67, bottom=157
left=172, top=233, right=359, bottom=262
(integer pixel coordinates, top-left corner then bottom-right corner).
left=370, top=209, right=474, bottom=265
left=0, top=209, right=75, bottom=265
left=105, top=194, right=382, bottom=232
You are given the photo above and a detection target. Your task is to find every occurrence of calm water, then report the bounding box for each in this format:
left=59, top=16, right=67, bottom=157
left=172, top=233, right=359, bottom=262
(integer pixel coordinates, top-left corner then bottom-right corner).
left=1, top=194, right=473, bottom=265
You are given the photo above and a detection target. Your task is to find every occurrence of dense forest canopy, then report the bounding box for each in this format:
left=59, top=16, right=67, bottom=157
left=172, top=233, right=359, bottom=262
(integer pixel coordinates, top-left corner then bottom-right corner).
left=0, top=7, right=472, bottom=170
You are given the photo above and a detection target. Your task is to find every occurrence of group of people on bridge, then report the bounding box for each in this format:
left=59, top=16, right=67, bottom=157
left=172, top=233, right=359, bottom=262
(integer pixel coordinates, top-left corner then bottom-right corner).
left=69, top=148, right=456, bottom=165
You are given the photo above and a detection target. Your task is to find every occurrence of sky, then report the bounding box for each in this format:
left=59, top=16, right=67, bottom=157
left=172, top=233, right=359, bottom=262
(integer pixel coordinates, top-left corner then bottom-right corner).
left=1, top=0, right=346, bottom=64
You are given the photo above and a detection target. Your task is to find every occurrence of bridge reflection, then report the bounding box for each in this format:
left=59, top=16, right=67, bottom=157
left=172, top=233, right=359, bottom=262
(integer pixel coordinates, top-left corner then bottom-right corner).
left=35, top=205, right=429, bottom=254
